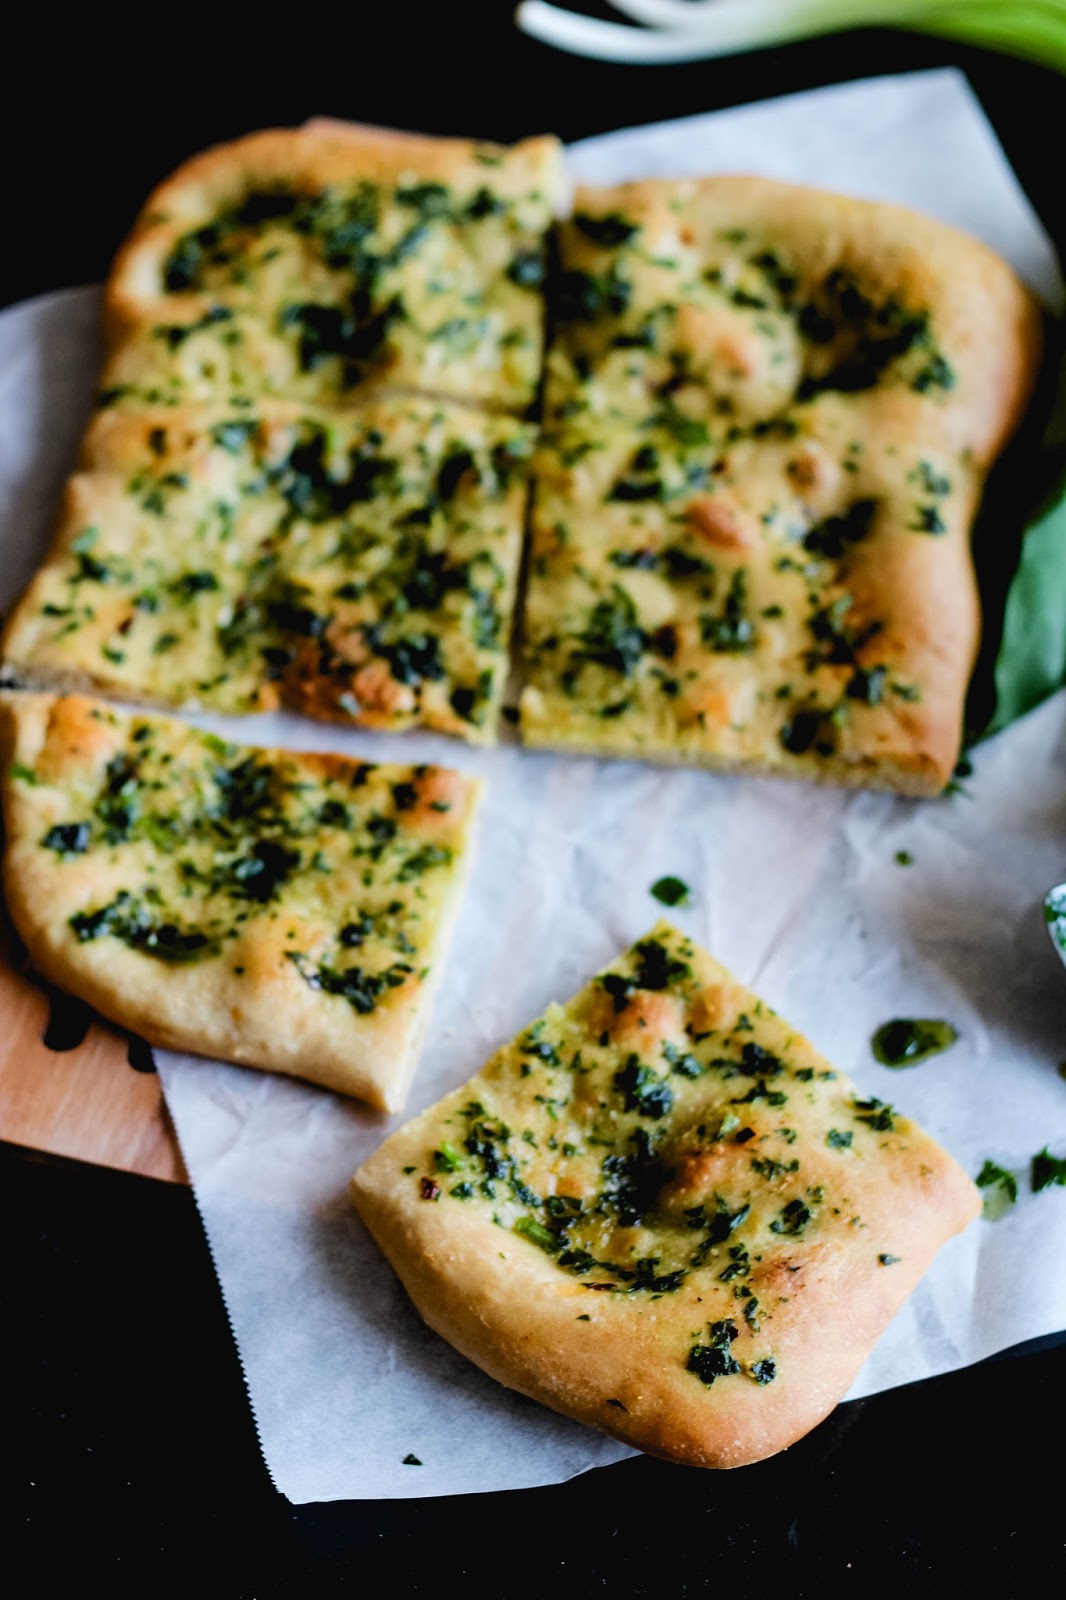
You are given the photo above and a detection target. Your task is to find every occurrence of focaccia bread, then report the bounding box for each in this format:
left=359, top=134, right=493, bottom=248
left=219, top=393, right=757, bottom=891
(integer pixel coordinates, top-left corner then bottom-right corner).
left=519, top=176, right=1042, bottom=793
left=352, top=921, right=980, bottom=1468
left=1, top=397, right=533, bottom=742
left=0, top=691, right=481, bottom=1110
left=101, top=124, right=565, bottom=415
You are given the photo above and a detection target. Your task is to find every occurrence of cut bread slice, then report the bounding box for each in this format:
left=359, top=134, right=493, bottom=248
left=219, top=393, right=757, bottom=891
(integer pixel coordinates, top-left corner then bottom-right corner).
left=101, top=124, right=565, bottom=415
left=353, top=920, right=980, bottom=1465
left=1, top=397, right=533, bottom=743
left=519, top=175, right=1042, bottom=793
left=1, top=691, right=481, bottom=1110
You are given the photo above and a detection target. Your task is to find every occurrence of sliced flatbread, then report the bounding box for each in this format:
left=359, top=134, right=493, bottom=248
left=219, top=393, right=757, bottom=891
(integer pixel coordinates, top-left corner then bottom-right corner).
left=101, top=124, right=564, bottom=415
left=1, top=397, right=533, bottom=743
left=352, top=920, right=980, bottom=1468
left=0, top=691, right=481, bottom=1110
left=519, top=176, right=1042, bottom=793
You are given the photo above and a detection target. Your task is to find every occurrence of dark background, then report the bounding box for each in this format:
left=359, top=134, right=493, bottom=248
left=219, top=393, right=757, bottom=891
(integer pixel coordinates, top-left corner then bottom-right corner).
left=3, top=9, right=1065, bottom=1594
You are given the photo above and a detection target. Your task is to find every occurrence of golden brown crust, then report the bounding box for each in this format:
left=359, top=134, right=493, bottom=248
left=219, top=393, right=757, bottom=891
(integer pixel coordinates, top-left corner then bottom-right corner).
left=352, top=921, right=980, bottom=1467
left=519, top=175, right=1042, bottom=794
left=0, top=691, right=481, bottom=1110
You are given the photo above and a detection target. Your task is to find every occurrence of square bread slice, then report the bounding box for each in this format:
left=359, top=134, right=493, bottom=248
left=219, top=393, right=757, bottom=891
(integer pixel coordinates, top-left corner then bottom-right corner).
left=1, top=397, right=533, bottom=743
left=100, top=124, right=564, bottom=415
left=352, top=920, right=980, bottom=1468
left=0, top=691, right=481, bottom=1110
left=519, top=176, right=1042, bottom=794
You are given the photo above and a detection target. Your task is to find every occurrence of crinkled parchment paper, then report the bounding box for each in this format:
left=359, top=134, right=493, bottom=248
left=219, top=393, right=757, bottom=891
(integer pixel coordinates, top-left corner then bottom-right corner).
left=1, top=70, right=1064, bottom=1503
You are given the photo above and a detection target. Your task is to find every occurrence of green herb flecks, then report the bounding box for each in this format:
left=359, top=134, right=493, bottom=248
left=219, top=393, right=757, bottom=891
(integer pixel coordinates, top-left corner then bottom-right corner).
left=803, top=499, right=877, bottom=559
left=289, top=954, right=414, bottom=1014
left=1031, top=1147, right=1066, bottom=1192
left=686, top=1319, right=741, bottom=1387
left=42, top=822, right=91, bottom=856
left=572, top=212, right=639, bottom=248
left=700, top=570, right=755, bottom=654
left=70, top=891, right=219, bottom=963
left=514, top=1215, right=560, bottom=1253
left=650, top=875, right=691, bottom=907
left=976, top=1158, right=1018, bottom=1220
left=613, top=1055, right=674, bottom=1119
left=852, top=1094, right=897, bottom=1134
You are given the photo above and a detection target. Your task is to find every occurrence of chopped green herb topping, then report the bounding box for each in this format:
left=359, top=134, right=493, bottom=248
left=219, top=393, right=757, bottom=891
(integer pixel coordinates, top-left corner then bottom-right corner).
left=686, top=1319, right=741, bottom=1387
left=976, top=1159, right=1018, bottom=1220
left=42, top=822, right=92, bottom=856
left=613, top=1056, right=675, bottom=1120
left=1031, top=1147, right=1066, bottom=1192
left=70, top=891, right=217, bottom=963
left=650, top=875, right=691, bottom=908
left=852, top=1096, right=897, bottom=1133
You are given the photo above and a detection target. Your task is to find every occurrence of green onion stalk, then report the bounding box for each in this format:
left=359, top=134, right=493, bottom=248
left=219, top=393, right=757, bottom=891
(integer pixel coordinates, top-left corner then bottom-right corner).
left=516, top=0, right=1066, bottom=74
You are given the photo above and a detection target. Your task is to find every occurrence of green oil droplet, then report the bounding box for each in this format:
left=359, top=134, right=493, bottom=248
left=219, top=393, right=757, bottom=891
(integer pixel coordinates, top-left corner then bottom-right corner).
left=872, top=1018, right=958, bottom=1068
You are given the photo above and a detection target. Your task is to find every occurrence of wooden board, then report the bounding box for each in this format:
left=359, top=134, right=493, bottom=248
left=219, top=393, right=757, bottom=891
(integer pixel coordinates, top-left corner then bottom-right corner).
left=0, top=905, right=187, bottom=1184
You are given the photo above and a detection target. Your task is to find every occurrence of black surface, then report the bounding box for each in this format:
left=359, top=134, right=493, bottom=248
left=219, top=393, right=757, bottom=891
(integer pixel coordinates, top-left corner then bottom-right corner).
left=3, top=11, right=1066, bottom=1591
left=6, top=1141, right=1065, bottom=1593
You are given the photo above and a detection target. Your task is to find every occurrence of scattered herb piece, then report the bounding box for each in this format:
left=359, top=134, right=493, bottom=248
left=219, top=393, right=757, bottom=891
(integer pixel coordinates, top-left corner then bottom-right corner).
left=514, top=1216, right=559, bottom=1253
left=42, top=822, right=91, bottom=856
left=686, top=1319, right=741, bottom=1387
left=852, top=1096, right=896, bottom=1132
left=1031, top=1147, right=1066, bottom=1192
left=976, top=1158, right=1018, bottom=1220
left=650, top=875, right=691, bottom=907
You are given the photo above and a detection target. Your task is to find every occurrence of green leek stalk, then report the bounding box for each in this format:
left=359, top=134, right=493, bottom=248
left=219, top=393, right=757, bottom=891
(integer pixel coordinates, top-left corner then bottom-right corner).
left=516, top=0, right=1066, bottom=75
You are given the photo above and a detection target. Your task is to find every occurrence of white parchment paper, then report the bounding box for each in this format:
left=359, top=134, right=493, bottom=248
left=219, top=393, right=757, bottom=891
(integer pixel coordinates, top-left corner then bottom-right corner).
left=2, top=70, right=1066, bottom=1504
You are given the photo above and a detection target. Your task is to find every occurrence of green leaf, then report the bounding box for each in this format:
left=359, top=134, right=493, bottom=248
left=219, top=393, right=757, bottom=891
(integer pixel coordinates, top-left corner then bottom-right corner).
left=973, top=324, right=1066, bottom=738
left=988, top=494, right=1066, bottom=734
